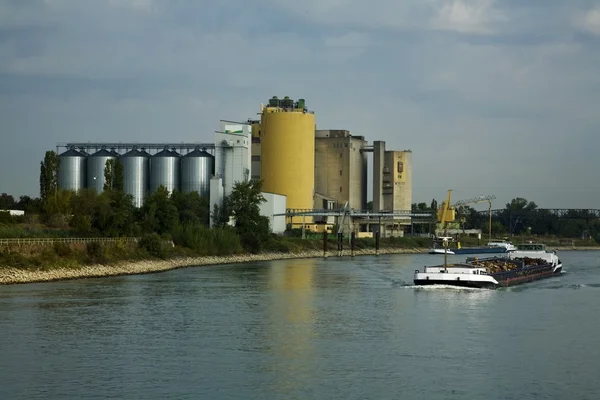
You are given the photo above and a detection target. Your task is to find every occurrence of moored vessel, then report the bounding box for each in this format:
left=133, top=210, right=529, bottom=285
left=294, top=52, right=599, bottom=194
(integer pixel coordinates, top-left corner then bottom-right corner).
left=453, top=240, right=517, bottom=255
left=428, top=236, right=455, bottom=255
left=414, top=243, right=562, bottom=289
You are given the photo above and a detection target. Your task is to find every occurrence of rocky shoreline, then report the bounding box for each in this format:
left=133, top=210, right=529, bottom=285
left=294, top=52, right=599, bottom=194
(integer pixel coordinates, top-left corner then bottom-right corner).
left=0, top=247, right=427, bottom=285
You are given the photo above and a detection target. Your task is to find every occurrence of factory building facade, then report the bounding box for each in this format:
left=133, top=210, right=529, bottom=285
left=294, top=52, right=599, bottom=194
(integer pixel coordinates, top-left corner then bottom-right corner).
left=372, top=140, right=413, bottom=235
left=213, top=122, right=251, bottom=198
left=56, top=96, right=414, bottom=236
left=249, top=120, right=261, bottom=182
left=314, top=129, right=367, bottom=211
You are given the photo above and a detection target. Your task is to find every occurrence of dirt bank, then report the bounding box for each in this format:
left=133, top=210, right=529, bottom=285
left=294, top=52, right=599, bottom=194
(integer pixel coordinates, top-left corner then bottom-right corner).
left=0, top=247, right=427, bottom=285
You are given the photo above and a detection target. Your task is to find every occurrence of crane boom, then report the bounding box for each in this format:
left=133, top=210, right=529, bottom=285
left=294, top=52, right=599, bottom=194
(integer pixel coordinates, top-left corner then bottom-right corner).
left=453, top=194, right=496, bottom=241
left=435, top=192, right=496, bottom=242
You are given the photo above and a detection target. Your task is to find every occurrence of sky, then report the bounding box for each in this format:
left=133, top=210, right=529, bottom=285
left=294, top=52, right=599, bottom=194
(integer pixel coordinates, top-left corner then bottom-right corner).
left=1, top=0, right=599, bottom=210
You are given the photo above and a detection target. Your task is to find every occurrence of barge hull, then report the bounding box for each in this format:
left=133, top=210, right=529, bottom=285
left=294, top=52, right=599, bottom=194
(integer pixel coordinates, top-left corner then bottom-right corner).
left=493, top=266, right=562, bottom=287
left=413, top=279, right=496, bottom=289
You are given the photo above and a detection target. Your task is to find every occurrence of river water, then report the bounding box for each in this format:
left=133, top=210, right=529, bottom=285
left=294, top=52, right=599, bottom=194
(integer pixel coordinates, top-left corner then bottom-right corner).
left=1, top=251, right=599, bottom=399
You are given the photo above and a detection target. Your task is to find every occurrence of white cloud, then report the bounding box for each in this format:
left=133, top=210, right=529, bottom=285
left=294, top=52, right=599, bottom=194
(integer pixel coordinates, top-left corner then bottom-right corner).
left=430, top=0, right=506, bottom=34
left=579, top=5, right=600, bottom=35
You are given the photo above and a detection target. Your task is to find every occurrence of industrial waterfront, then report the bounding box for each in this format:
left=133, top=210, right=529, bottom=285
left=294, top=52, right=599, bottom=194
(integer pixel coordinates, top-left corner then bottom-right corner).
left=54, top=96, right=418, bottom=236
left=1, top=251, right=599, bottom=400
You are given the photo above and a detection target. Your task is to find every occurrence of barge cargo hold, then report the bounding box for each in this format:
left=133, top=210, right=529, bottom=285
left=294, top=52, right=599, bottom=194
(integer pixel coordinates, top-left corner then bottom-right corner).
left=414, top=243, right=562, bottom=289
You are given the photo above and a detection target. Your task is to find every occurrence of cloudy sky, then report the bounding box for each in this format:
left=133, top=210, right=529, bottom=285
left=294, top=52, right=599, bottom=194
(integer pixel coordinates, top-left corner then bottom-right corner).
left=1, top=0, right=599, bottom=210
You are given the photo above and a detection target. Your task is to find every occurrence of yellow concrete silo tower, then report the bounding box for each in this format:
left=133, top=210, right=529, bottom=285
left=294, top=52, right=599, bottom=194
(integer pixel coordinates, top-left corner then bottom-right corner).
left=260, top=96, right=315, bottom=226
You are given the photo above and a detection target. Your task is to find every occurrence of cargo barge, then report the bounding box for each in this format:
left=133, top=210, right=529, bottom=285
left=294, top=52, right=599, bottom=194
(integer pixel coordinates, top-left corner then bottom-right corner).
left=414, top=243, right=562, bottom=289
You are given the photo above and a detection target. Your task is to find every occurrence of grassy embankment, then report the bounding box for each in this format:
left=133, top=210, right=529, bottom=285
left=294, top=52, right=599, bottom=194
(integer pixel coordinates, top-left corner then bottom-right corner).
left=0, top=223, right=431, bottom=271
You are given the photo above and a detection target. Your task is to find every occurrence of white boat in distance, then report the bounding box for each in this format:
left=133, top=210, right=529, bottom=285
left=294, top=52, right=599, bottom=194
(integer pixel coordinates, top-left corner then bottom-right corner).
left=428, top=236, right=455, bottom=255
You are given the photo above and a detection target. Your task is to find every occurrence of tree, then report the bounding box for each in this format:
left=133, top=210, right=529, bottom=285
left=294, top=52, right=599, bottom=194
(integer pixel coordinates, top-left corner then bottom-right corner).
left=142, top=186, right=179, bottom=235
left=15, top=195, right=42, bottom=214
left=505, top=197, right=537, bottom=212
left=91, top=190, right=137, bottom=236
left=0, top=193, right=15, bottom=209
left=500, top=197, right=538, bottom=235
left=171, top=190, right=210, bottom=225
left=430, top=199, right=438, bottom=211
left=40, top=150, right=59, bottom=200
left=103, top=158, right=124, bottom=192
left=212, top=198, right=232, bottom=228
left=226, top=180, right=270, bottom=253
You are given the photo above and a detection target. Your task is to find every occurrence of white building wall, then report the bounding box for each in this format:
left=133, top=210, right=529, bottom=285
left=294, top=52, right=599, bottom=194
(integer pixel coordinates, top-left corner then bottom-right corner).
left=0, top=210, right=25, bottom=216
left=214, top=123, right=251, bottom=198
left=209, top=176, right=224, bottom=228
left=259, top=192, right=287, bottom=234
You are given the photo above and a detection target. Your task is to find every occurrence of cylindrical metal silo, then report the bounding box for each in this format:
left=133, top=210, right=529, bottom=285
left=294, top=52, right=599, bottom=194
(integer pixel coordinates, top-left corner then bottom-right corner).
left=86, top=149, right=116, bottom=193
left=149, top=148, right=180, bottom=194
left=121, top=148, right=150, bottom=207
left=58, top=148, right=87, bottom=192
left=181, top=148, right=214, bottom=197
left=260, top=98, right=315, bottom=224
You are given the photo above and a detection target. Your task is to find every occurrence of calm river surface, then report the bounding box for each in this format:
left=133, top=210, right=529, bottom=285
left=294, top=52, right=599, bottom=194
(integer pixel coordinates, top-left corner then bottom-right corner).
left=1, top=251, right=599, bottom=399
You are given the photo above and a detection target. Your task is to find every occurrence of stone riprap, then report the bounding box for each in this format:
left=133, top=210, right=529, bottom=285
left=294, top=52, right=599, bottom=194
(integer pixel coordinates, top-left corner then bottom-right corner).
left=0, top=247, right=427, bottom=285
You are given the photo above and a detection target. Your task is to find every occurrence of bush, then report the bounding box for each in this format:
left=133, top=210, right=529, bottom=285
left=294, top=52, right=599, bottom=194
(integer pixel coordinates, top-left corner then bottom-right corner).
left=172, top=223, right=242, bottom=256
left=139, top=233, right=165, bottom=259
left=53, top=242, right=72, bottom=257
left=86, top=241, right=106, bottom=264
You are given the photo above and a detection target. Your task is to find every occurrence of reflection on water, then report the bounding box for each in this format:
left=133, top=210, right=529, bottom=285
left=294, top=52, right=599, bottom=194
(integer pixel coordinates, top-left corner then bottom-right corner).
left=0, top=251, right=599, bottom=399
left=265, top=259, right=316, bottom=394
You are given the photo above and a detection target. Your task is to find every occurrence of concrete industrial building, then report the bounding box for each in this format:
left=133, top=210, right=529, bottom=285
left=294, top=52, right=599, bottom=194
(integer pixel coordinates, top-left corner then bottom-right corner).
left=213, top=122, right=251, bottom=198
left=249, top=119, right=261, bottom=182
left=371, top=140, right=413, bottom=235
left=260, top=96, right=315, bottom=226
left=314, top=129, right=367, bottom=211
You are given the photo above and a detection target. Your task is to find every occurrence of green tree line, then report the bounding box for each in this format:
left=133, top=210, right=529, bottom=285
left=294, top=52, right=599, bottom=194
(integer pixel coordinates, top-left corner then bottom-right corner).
left=412, top=197, right=600, bottom=242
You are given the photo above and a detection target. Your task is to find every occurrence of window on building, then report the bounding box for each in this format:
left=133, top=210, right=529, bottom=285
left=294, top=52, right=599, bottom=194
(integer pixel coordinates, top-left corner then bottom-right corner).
left=397, top=161, right=403, bottom=172
left=251, top=155, right=260, bottom=162
left=340, top=169, right=342, bottom=176
left=340, top=186, right=342, bottom=192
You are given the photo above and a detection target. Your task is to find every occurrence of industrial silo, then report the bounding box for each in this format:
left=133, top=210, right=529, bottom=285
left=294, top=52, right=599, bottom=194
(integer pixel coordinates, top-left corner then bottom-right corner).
left=180, top=148, right=214, bottom=197
left=57, top=147, right=87, bottom=192
left=149, top=148, right=180, bottom=194
left=86, top=148, right=117, bottom=193
left=121, top=148, right=150, bottom=207
left=260, top=97, right=315, bottom=224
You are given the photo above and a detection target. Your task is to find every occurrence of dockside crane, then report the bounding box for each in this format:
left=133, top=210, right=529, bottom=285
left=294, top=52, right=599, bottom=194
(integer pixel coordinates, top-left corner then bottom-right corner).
left=436, top=190, right=456, bottom=268
left=435, top=190, right=496, bottom=268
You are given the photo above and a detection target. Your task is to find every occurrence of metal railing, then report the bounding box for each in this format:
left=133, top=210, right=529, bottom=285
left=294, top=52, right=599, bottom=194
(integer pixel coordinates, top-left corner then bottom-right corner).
left=0, top=237, right=140, bottom=246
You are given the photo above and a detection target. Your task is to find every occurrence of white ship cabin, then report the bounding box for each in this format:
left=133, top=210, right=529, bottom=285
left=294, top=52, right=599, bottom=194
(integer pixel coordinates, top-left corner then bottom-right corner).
left=423, top=265, right=487, bottom=275
left=515, top=243, right=547, bottom=251
left=487, top=240, right=517, bottom=250
left=508, top=243, right=560, bottom=265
